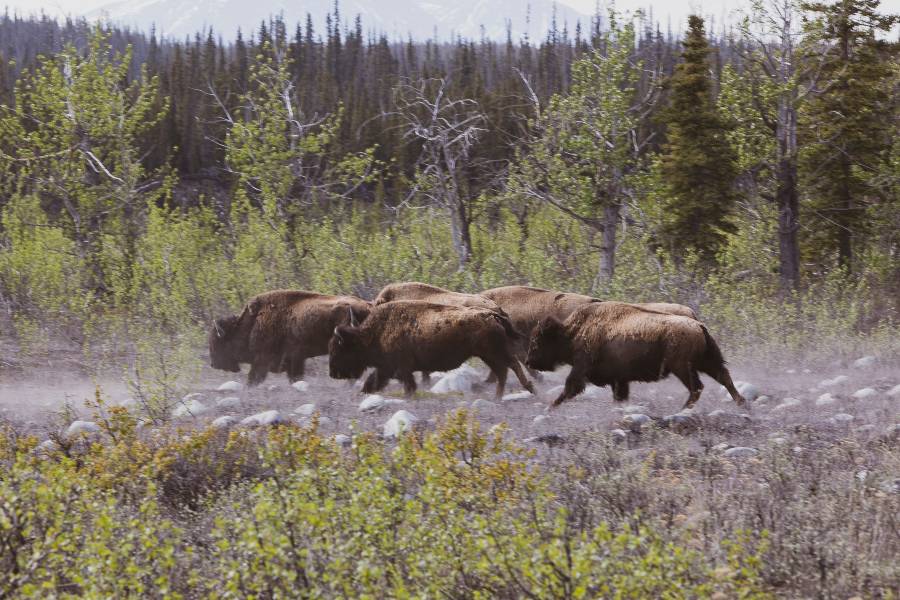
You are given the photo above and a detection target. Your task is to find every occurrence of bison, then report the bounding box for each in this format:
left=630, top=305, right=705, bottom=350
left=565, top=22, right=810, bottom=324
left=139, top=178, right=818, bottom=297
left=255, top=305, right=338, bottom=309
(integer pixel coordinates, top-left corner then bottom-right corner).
left=209, top=289, right=371, bottom=386
left=481, top=285, right=697, bottom=400
left=328, top=300, right=535, bottom=399
left=525, top=301, right=746, bottom=410
left=374, top=281, right=502, bottom=311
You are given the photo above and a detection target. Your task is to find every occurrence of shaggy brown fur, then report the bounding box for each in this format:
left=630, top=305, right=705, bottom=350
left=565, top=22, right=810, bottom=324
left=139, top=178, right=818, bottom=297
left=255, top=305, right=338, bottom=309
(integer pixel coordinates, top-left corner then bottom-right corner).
left=209, top=290, right=371, bottom=386
left=481, top=286, right=698, bottom=399
left=525, top=301, right=745, bottom=410
left=374, top=282, right=502, bottom=312
left=328, top=300, right=535, bottom=399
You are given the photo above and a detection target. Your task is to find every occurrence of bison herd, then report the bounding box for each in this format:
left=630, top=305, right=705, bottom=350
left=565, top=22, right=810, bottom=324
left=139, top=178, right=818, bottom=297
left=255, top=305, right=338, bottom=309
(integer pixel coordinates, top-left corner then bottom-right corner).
left=209, top=282, right=747, bottom=410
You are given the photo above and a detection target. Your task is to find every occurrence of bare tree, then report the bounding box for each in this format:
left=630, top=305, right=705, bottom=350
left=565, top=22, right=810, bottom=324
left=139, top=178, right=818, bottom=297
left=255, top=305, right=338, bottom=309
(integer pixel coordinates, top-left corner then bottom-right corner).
left=394, top=78, right=487, bottom=270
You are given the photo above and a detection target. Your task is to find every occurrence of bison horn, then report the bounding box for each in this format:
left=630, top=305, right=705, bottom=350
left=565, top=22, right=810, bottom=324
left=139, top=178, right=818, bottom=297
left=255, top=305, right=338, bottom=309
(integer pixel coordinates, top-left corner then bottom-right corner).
left=348, top=307, right=358, bottom=327
left=213, top=320, right=224, bottom=338
left=333, top=326, right=343, bottom=344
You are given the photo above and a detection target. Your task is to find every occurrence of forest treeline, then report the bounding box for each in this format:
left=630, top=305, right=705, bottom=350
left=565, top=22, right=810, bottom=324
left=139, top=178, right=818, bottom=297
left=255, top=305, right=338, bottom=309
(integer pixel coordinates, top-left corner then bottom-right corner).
left=0, top=1, right=898, bottom=380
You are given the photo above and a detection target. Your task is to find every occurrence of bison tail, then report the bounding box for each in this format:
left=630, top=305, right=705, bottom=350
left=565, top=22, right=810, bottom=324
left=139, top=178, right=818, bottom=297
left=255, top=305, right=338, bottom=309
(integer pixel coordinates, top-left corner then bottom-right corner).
left=491, top=312, right=525, bottom=340
left=699, top=323, right=727, bottom=371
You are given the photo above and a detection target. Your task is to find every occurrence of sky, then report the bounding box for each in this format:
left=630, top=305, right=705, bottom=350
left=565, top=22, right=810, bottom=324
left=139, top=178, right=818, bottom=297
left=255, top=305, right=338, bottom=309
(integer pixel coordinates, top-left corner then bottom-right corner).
left=4, top=0, right=900, bottom=34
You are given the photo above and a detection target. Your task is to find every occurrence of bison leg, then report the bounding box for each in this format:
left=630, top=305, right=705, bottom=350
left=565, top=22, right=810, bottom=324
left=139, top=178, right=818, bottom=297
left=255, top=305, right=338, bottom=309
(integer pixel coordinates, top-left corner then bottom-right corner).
left=286, top=356, right=306, bottom=383
left=398, top=371, right=418, bottom=397
left=551, top=367, right=587, bottom=408
left=509, top=360, right=535, bottom=395
left=420, top=371, right=432, bottom=386
left=709, top=367, right=746, bottom=407
left=674, top=366, right=702, bottom=410
left=362, top=369, right=391, bottom=394
left=247, top=361, right=271, bottom=387
left=612, top=380, right=630, bottom=402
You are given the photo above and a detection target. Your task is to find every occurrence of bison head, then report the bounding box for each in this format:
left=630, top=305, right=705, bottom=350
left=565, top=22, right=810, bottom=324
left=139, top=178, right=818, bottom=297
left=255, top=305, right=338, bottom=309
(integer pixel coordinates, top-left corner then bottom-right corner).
left=328, top=324, right=368, bottom=379
left=526, top=317, right=570, bottom=371
left=208, top=312, right=247, bottom=373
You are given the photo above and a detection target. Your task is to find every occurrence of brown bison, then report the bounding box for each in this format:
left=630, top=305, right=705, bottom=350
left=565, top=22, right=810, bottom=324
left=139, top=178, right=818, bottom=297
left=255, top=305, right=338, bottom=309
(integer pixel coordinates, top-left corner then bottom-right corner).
left=525, top=301, right=746, bottom=410
left=481, top=285, right=697, bottom=400
left=328, top=300, right=535, bottom=399
left=209, top=290, right=371, bottom=386
left=374, top=281, right=502, bottom=311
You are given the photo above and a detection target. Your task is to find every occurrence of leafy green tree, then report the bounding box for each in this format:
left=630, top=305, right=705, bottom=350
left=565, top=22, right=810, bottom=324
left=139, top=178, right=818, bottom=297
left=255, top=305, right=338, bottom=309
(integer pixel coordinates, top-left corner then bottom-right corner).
left=800, top=0, right=898, bottom=272
left=659, top=15, right=739, bottom=262
left=511, top=19, right=659, bottom=286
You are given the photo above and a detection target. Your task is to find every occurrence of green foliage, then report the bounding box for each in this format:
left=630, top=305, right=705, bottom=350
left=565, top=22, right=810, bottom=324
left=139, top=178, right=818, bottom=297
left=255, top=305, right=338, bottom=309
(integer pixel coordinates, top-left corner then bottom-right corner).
left=659, top=15, right=740, bottom=261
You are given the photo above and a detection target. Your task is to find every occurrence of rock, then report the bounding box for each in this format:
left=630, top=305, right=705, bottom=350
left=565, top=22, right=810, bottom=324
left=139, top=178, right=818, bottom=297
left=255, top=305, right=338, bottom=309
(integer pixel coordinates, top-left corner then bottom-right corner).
left=771, top=398, right=801, bottom=413
left=610, top=428, right=628, bottom=443
left=211, top=415, right=237, bottom=429
left=216, top=396, right=241, bottom=409
left=315, top=416, right=333, bottom=427
left=769, top=437, right=788, bottom=445
left=546, top=385, right=565, bottom=398
left=172, top=398, right=209, bottom=418
left=524, top=433, right=565, bottom=447
left=621, top=404, right=648, bottom=414
left=755, top=395, right=770, bottom=404
left=819, top=375, right=849, bottom=388
left=712, top=442, right=732, bottom=452
left=217, top=381, right=243, bottom=392
left=622, top=413, right=652, bottom=433
left=815, top=393, right=836, bottom=407
left=786, top=368, right=796, bottom=374
left=855, top=424, right=876, bottom=434
left=471, top=399, right=498, bottom=412
left=851, top=387, right=877, bottom=399
left=65, top=420, right=100, bottom=438
left=853, top=355, right=876, bottom=369
left=879, top=478, right=900, bottom=494
left=333, top=434, right=352, bottom=448
left=830, top=413, right=854, bottom=425
left=582, top=385, right=605, bottom=400
left=383, top=410, right=419, bottom=438
left=724, top=446, right=759, bottom=459
left=662, top=412, right=701, bottom=434
left=294, top=403, right=317, bottom=417
left=887, top=384, right=900, bottom=398
left=183, top=392, right=206, bottom=402
left=240, top=410, right=287, bottom=427
left=430, top=364, right=481, bottom=394
left=358, top=394, right=404, bottom=412
left=883, top=424, right=900, bottom=441
left=736, top=382, right=761, bottom=402
left=36, top=439, right=60, bottom=454
left=291, top=380, right=310, bottom=392
left=502, top=391, right=533, bottom=401
left=266, top=384, right=280, bottom=391
left=532, top=414, right=551, bottom=427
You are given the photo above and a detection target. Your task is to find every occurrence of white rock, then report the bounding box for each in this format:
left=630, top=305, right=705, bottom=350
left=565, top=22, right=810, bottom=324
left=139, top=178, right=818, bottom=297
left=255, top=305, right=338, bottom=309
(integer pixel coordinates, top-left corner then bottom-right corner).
left=851, top=387, right=877, bottom=399
left=383, top=410, right=419, bottom=438
left=294, top=403, right=317, bottom=417
left=217, top=381, right=243, bottom=392
left=815, top=393, right=836, bottom=407
left=333, top=434, right=352, bottom=448
left=358, top=394, right=404, bottom=412
left=430, top=364, right=482, bottom=394
left=712, top=442, right=732, bottom=452
left=786, top=369, right=796, bottom=374
left=183, top=392, right=206, bottom=402
left=769, top=437, right=788, bottom=445
left=755, top=395, right=770, bottom=404
left=66, top=420, right=100, bottom=438
left=621, top=405, right=649, bottom=414
left=622, top=413, right=652, bottom=432
left=471, top=399, right=497, bottom=412
left=887, top=384, right=900, bottom=398
left=172, top=398, right=209, bottom=418
left=830, top=413, right=854, bottom=424
left=241, top=410, right=287, bottom=427
left=291, top=380, right=310, bottom=392
left=582, top=385, right=605, bottom=400
left=488, top=423, right=505, bottom=435
left=819, top=375, right=849, bottom=388
left=211, top=415, right=237, bottom=429
left=853, top=355, right=876, bottom=369
left=36, top=439, right=60, bottom=453
left=266, top=384, right=280, bottom=391
left=546, top=385, right=565, bottom=398
left=216, top=396, right=241, bottom=409
left=610, top=428, right=628, bottom=443
left=532, top=414, right=551, bottom=427
left=724, top=446, right=759, bottom=459
left=736, top=382, right=761, bottom=402
left=771, top=398, right=801, bottom=413
left=315, top=416, right=333, bottom=427
left=802, top=369, right=812, bottom=374
left=502, top=391, right=533, bottom=401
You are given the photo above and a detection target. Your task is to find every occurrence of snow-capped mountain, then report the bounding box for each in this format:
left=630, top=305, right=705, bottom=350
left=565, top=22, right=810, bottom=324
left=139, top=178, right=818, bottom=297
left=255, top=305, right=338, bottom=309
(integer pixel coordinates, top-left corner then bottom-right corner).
left=89, top=0, right=590, bottom=41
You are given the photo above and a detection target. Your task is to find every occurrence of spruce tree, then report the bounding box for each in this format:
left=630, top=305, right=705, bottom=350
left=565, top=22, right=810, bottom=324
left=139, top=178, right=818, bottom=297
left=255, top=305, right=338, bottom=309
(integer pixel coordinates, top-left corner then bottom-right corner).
left=659, top=15, right=739, bottom=261
left=800, top=0, right=898, bottom=273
